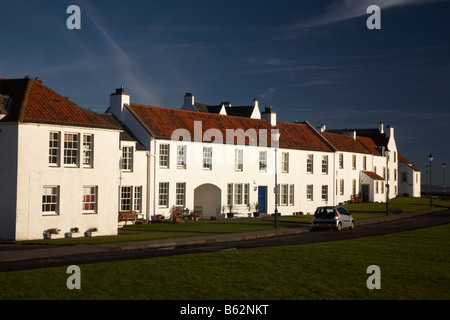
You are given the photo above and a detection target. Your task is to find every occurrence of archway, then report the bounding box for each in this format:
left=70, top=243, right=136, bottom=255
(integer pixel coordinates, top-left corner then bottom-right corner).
left=194, top=184, right=222, bottom=219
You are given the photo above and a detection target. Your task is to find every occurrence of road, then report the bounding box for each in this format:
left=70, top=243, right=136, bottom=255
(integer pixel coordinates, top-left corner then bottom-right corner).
left=0, top=209, right=449, bottom=272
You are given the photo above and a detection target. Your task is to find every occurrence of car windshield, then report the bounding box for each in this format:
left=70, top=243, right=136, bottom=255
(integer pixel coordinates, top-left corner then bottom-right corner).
left=315, top=207, right=335, bottom=218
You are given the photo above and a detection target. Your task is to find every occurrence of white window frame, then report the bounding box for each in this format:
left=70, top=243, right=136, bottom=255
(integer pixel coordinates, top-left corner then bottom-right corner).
left=176, top=182, right=186, bottom=207
left=82, top=186, right=97, bottom=214
left=120, top=186, right=133, bottom=211
left=64, top=133, right=79, bottom=167
left=227, top=183, right=233, bottom=205
left=42, top=186, right=59, bottom=215
left=282, top=152, right=289, bottom=173
left=339, top=153, right=344, bottom=169
left=49, top=131, right=60, bottom=167
left=235, top=149, right=243, bottom=172
left=352, top=154, right=356, bottom=170
left=307, top=154, right=313, bottom=174
left=234, top=183, right=242, bottom=205
left=322, top=185, right=328, bottom=201
left=203, top=147, right=212, bottom=170
left=159, top=182, right=169, bottom=208
left=306, top=185, right=313, bottom=201
left=159, top=144, right=170, bottom=168
left=322, top=155, right=328, bottom=174
left=259, top=151, right=267, bottom=172
left=121, top=146, right=133, bottom=171
left=177, top=145, right=187, bottom=169
left=280, top=184, right=288, bottom=206
left=134, top=186, right=142, bottom=213
left=289, top=184, right=294, bottom=206
left=82, top=134, right=94, bottom=168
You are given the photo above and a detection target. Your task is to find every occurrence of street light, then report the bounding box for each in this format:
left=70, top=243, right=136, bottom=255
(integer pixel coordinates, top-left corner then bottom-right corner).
left=443, top=163, right=446, bottom=200
left=273, top=129, right=281, bottom=228
left=429, top=154, right=433, bottom=207
left=385, top=148, right=391, bottom=215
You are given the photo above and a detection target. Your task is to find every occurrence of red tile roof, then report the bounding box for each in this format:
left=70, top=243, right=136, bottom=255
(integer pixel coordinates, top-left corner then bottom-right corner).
left=320, top=132, right=371, bottom=154
left=127, top=104, right=334, bottom=151
left=362, top=171, right=384, bottom=180
left=356, top=136, right=382, bottom=156
left=398, top=153, right=420, bottom=171
left=0, top=77, right=118, bottom=130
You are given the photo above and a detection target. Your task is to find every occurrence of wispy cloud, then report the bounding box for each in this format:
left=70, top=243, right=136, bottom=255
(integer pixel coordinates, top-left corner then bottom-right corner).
left=80, top=1, right=159, bottom=106
left=287, top=0, right=448, bottom=31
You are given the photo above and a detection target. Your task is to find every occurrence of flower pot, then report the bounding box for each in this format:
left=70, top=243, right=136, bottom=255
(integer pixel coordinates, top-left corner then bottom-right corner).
left=253, top=212, right=260, bottom=218
left=227, top=213, right=234, bottom=219
left=66, top=232, right=83, bottom=238
left=44, top=232, right=64, bottom=239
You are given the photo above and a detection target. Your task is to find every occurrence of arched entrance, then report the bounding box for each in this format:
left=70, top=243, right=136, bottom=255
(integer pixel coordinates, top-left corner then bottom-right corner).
left=194, top=184, right=222, bottom=219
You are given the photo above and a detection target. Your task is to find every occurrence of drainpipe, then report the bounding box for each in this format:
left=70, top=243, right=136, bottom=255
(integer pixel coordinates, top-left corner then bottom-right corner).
left=146, top=151, right=151, bottom=220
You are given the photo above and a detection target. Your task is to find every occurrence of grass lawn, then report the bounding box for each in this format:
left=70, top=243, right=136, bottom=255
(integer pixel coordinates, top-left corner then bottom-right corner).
left=1, top=223, right=449, bottom=300
left=15, top=197, right=448, bottom=246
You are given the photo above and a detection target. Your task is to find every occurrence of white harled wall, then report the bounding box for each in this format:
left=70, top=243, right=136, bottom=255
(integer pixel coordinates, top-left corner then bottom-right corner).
left=13, top=123, right=120, bottom=240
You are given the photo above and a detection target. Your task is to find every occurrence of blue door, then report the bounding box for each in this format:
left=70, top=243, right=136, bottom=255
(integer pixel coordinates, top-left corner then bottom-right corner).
left=362, top=185, right=369, bottom=202
left=258, top=186, right=267, bottom=214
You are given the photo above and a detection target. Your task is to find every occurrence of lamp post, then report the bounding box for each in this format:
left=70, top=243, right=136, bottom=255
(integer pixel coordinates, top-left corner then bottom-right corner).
left=273, top=129, right=281, bottom=228
left=385, top=148, right=390, bottom=215
left=443, top=163, right=446, bottom=200
left=429, top=154, right=433, bottom=207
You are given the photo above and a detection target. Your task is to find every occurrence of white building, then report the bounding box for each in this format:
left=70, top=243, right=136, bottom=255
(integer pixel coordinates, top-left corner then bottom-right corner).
left=0, top=77, right=121, bottom=240
left=0, top=77, right=421, bottom=240
left=398, top=153, right=421, bottom=197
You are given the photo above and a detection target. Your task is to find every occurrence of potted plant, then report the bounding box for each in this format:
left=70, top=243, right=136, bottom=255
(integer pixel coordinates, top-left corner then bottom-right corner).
left=170, top=205, right=181, bottom=223
left=226, top=203, right=234, bottom=219
left=66, top=227, right=83, bottom=238
left=85, top=227, right=98, bottom=237
left=252, top=202, right=260, bottom=218
left=44, top=228, right=62, bottom=239
left=155, top=214, right=163, bottom=222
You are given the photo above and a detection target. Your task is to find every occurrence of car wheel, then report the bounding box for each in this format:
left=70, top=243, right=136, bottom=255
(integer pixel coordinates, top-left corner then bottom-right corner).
left=336, top=222, right=342, bottom=232
left=349, top=221, right=354, bottom=230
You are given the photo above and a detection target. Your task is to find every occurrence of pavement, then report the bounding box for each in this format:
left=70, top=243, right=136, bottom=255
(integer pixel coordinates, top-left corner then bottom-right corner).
left=0, top=206, right=447, bottom=264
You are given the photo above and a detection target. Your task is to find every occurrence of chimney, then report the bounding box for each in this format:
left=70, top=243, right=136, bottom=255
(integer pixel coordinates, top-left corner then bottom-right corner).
left=251, top=98, right=261, bottom=119
left=253, top=98, right=259, bottom=110
left=221, top=101, right=232, bottom=108
left=110, top=86, right=130, bottom=121
left=343, top=130, right=357, bottom=139
left=320, top=124, right=326, bottom=132
left=261, top=106, right=277, bottom=126
left=386, top=125, right=394, bottom=138
left=182, top=92, right=196, bottom=111
left=379, top=121, right=384, bottom=134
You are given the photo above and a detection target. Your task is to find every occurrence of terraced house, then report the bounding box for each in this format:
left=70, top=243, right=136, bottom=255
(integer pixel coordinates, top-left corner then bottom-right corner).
left=0, top=77, right=421, bottom=240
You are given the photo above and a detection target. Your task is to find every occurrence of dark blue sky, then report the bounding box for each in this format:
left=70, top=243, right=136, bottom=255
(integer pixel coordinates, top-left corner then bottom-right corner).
left=1, top=0, right=449, bottom=185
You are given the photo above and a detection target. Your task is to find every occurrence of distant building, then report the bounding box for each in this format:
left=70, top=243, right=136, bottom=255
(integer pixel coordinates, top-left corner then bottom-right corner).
left=398, top=153, right=421, bottom=197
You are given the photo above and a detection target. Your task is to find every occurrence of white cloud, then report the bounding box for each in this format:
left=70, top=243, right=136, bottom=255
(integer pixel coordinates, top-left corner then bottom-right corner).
left=290, top=0, right=447, bottom=30
left=80, top=1, right=160, bottom=106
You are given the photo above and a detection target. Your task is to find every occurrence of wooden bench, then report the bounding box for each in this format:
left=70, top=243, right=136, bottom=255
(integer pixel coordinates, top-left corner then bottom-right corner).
left=119, top=211, right=141, bottom=224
